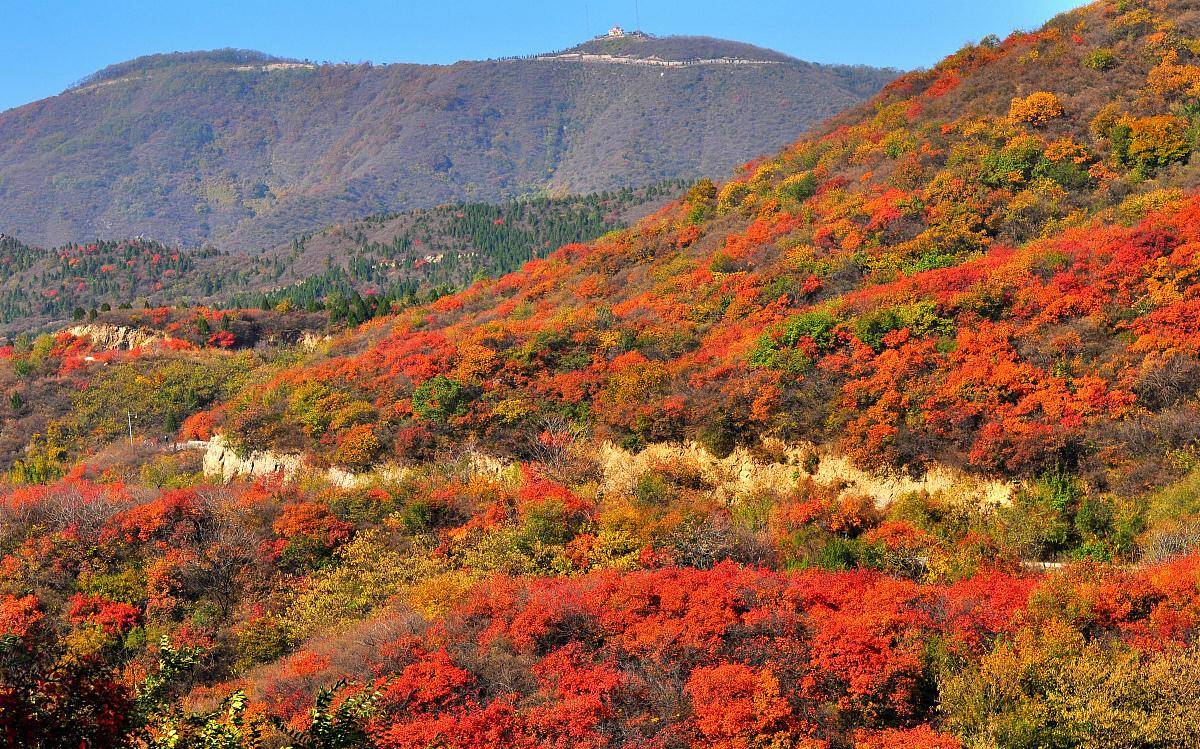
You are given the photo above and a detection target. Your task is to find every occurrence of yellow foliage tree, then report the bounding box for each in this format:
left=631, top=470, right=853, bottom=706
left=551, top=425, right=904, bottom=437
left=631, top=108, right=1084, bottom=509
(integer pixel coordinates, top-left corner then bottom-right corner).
left=942, top=620, right=1200, bottom=749
left=1125, top=114, right=1192, bottom=173
left=1009, top=92, right=1065, bottom=127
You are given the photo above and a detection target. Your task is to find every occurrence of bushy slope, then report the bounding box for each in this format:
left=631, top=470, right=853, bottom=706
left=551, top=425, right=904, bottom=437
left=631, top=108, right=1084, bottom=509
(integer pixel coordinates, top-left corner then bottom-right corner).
left=203, top=0, right=1200, bottom=496
left=0, top=42, right=895, bottom=250
left=9, top=467, right=1200, bottom=749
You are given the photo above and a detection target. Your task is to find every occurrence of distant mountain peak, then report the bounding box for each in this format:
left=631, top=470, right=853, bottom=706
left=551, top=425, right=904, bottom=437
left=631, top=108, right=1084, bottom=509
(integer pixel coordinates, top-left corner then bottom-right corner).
left=558, top=33, right=800, bottom=64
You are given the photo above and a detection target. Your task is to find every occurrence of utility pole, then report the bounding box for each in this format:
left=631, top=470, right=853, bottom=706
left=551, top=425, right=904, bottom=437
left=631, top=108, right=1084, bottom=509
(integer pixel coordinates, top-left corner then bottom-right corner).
left=634, top=0, right=641, bottom=31
left=127, top=412, right=134, bottom=446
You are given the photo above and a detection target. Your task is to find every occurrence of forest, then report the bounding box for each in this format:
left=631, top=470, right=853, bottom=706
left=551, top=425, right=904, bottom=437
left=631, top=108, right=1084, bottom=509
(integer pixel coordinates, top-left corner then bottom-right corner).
left=0, top=181, right=684, bottom=334
left=11, top=0, right=1200, bottom=747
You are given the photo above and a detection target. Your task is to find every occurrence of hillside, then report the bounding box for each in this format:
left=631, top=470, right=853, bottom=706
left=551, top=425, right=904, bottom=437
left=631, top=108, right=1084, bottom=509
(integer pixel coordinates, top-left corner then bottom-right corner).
left=0, top=39, right=896, bottom=250
left=0, top=181, right=684, bottom=333
left=207, top=0, right=1200, bottom=494
left=15, top=2, right=1200, bottom=748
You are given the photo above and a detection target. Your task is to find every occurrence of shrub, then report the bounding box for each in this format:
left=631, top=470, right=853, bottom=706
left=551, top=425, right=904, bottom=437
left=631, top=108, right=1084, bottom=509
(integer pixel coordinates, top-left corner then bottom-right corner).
left=1009, top=92, right=1064, bottom=127
left=332, top=424, right=382, bottom=470
left=1083, top=48, right=1117, bottom=71
left=717, top=181, right=752, bottom=213
left=980, top=134, right=1044, bottom=187
left=519, top=499, right=580, bottom=548
left=398, top=495, right=459, bottom=535
left=411, top=375, right=469, bottom=423
left=778, top=172, right=818, bottom=202
left=635, top=471, right=671, bottom=505
left=853, top=302, right=954, bottom=351
left=709, top=252, right=741, bottom=273
left=853, top=309, right=904, bottom=351
left=942, top=635, right=1200, bottom=748
left=285, top=532, right=444, bottom=638
left=1124, top=114, right=1193, bottom=176
left=1033, top=155, right=1092, bottom=190
left=748, top=308, right=840, bottom=372
left=684, top=179, right=717, bottom=224
left=235, top=615, right=293, bottom=670
left=697, top=415, right=738, bottom=458
left=778, top=309, right=839, bottom=351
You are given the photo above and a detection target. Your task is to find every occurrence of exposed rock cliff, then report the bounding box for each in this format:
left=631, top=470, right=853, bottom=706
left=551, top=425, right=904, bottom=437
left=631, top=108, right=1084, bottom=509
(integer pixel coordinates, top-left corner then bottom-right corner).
left=200, top=433, right=1014, bottom=507
left=201, top=435, right=403, bottom=488
left=597, top=440, right=1015, bottom=507
left=66, top=324, right=173, bottom=351
left=201, top=435, right=304, bottom=483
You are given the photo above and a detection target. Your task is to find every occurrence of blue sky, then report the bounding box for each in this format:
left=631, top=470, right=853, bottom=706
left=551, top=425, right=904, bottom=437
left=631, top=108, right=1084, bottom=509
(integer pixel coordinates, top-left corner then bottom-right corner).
left=2, top=0, right=1079, bottom=112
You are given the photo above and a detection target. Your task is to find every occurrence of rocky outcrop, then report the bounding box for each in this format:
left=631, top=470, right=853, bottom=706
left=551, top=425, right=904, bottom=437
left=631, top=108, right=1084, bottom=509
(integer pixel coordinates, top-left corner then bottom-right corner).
left=66, top=324, right=173, bottom=351
left=202, top=435, right=304, bottom=482
left=597, top=440, right=1015, bottom=507
left=325, top=465, right=408, bottom=489
left=297, top=332, right=329, bottom=353
left=201, top=436, right=408, bottom=488
left=197, top=432, right=1015, bottom=508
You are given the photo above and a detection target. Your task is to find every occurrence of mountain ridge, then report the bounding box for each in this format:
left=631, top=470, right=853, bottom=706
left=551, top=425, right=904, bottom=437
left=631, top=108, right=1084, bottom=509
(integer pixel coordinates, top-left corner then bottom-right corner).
left=560, top=32, right=805, bottom=63
left=0, top=36, right=897, bottom=251
left=68, top=48, right=296, bottom=89
left=0, top=180, right=688, bottom=333
left=50, top=35, right=886, bottom=93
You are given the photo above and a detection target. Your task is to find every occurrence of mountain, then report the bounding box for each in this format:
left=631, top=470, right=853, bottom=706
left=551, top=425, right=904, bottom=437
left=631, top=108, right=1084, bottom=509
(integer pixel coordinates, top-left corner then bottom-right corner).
left=0, top=37, right=897, bottom=250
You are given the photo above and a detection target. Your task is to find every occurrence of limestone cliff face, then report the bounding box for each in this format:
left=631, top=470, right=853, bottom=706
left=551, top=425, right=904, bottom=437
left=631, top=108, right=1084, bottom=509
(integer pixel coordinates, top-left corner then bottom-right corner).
left=201, top=435, right=305, bottom=483
left=201, top=435, right=403, bottom=488
left=66, top=324, right=173, bottom=351
left=297, top=332, right=329, bottom=353
left=596, top=440, right=1015, bottom=507
left=200, top=432, right=1014, bottom=508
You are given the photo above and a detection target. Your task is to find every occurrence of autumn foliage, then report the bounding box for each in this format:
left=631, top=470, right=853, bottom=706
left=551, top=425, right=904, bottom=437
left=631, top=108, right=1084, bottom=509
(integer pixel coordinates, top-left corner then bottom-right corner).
left=11, top=1, right=1200, bottom=748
